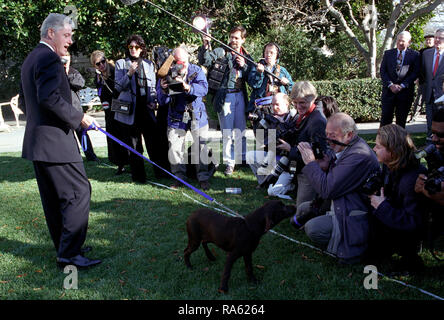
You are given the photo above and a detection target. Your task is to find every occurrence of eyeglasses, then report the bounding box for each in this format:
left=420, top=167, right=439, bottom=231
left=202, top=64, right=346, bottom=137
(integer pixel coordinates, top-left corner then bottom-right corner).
left=434, top=36, right=444, bottom=41
left=128, top=45, right=141, bottom=50
left=95, top=58, right=106, bottom=67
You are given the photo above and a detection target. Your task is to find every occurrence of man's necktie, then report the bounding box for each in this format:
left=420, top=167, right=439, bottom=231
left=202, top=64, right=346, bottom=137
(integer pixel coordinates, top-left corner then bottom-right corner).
left=433, top=51, right=440, bottom=77
left=396, top=51, right=403, bottom=74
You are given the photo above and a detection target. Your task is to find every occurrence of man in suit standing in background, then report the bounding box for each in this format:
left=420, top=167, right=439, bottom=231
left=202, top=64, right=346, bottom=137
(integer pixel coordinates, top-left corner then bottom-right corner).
left=380, top=31, right=420, bottom=128
left=18, top=13, right=102, bottom=269
left=421, top=29, right=444, bottom=137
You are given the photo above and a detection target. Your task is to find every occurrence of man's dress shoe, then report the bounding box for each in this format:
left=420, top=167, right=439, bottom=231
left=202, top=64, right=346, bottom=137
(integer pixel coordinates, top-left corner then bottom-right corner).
left=57, top=254, right=102, bottom=269
left=80, top=246, right=92, bottom=255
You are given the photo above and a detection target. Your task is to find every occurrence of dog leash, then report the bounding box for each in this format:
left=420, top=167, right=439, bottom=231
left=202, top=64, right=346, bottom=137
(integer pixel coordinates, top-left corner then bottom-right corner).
left=82, top=124, right=214, bottom=202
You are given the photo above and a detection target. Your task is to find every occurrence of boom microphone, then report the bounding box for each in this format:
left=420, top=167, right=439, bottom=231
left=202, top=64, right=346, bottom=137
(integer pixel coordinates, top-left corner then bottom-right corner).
left=119, top=0, right=282, bottom=82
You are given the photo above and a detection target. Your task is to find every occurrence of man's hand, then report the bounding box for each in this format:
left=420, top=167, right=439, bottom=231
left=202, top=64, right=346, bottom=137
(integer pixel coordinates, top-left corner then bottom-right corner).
left=369, top=187, right=386, bottom=209
left=256, top=63, right=265, bottom=74
left=297, top=142, right=315, bottom=165
left=160, top=78, right=169, bottom=90
left=390, top=84, right=402, bottom=94
left=201, top=34, right=211, bottom=49
left=80, top=114, right=100, bottom=130
left=235, top=55, right=245, bottom=68
left=277, top=138, right=291, bottom=153
left=316, top=153, right=331, bottom=172
left=280, top=77, right=289, bottom=86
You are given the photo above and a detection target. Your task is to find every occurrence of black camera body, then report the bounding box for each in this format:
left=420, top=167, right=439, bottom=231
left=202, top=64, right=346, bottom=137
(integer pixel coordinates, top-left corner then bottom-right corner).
left=415, top=142, right=444, bottom=195
left=425, top=166, right=444, bottom=194
left=165, top=63, right=185, bottom=95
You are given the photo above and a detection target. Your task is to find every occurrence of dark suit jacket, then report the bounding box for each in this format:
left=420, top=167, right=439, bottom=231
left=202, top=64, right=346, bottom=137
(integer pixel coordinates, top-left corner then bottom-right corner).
left=19, top=43, right=83, bottom=163
left=380, top=48, right=420, bottom=93
left=421, top=48, right=444, bottom=104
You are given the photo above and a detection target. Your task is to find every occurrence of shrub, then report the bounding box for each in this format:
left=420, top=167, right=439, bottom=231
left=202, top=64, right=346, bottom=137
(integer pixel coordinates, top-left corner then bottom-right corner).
left=313, top=78, right=383, bottom=122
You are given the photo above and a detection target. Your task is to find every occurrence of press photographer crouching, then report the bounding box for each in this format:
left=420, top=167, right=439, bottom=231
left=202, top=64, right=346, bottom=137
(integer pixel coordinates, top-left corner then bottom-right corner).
left=157, top=47, right=212, bottom=190
left=415, top=108, right=444, bottom=259
left=246, top=92, right=295, bottom=195
left=365, top=124, right=427, bottom=274
left=266, top=81, right=328, bottom=206
left=292, top=113, right=380, bottom=264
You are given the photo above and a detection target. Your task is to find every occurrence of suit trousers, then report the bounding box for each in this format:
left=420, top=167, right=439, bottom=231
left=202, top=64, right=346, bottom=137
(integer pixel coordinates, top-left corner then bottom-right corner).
left=380, top=88, right=414, bottom=128
left=33, top=161, right=91, bottom=259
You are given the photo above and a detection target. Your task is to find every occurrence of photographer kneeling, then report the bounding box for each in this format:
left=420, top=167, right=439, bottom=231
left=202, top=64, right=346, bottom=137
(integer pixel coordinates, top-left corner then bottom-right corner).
left=293, top=113, right=379, bottom=263
left=246, top=92, right=295, bottom=194
left=367, top=124, right=427, bottom=273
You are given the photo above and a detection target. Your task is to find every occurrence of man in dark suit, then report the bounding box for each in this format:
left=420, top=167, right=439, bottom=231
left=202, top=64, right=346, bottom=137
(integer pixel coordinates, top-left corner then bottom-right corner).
left=18, top=13, right=101, bottom=269
left=380, top=31, right=420, bottom=128
left=421, top=29, right=444, bottom=137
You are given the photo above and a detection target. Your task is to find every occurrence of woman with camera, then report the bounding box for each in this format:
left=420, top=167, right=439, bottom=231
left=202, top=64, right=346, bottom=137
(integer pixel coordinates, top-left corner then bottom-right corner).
left=90, top=50, right=129, bottom=175
left=367, top=124, right=427, bottom=273
left=114, top=34, right=170, bottom=183
left=276, top=81, right=327, bottom=207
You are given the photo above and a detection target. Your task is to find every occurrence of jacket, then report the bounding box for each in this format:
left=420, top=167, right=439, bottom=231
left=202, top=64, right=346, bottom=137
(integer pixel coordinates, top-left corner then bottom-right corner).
left=157, top=63, right=209, bottom=130
left=198, top=46, right=254, bottom=113
left=114, top=57, right=156, bottom=126
left=19, top=43, right=83, bottom=163
left=373, top=164, right=427, bottom=231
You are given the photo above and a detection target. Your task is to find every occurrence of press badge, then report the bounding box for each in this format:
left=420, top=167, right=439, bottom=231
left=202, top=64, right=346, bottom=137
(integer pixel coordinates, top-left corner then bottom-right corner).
left=182, top=111, right=191, bottom=123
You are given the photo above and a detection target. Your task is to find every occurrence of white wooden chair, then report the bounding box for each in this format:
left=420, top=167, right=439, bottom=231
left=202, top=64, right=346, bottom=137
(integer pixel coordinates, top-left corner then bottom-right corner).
left=0, top=94, right=23, bottom=132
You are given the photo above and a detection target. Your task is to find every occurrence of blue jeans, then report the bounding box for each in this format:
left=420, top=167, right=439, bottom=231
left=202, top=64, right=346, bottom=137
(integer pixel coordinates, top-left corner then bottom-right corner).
left=218, top=92, right=247, bottom=167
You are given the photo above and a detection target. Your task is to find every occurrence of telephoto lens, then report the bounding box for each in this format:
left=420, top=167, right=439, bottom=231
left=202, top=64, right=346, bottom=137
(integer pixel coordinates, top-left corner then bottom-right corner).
left=259, top=156, right=289, bottom=188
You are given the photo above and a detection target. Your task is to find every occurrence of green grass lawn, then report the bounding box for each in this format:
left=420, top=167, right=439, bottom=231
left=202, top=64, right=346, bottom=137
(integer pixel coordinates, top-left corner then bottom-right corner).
left=0, top=132, right=443, bottom=300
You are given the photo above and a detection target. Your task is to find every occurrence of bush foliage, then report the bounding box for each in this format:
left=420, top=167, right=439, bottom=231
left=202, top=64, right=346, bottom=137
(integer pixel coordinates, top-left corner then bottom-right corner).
left=313, top=78, right=383, bottom=122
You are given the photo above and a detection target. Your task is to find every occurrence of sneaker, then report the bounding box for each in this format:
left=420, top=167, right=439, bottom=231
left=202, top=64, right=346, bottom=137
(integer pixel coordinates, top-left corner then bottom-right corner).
left=224, top=165, right=234, bottom=176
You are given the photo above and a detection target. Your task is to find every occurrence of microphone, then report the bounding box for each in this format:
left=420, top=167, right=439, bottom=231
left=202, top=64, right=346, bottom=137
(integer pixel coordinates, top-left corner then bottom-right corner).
left=120, top=0, right=140, bottom=5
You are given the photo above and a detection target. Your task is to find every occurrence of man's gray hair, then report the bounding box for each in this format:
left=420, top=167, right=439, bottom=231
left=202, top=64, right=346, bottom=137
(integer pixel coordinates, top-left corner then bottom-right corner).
left=397, top=30, right=412, bottom=41
left=172, top=46, right=190, bottom=60
left=435, top=28, right=444, bottom=35
left=328, top=112, right=358, bottom=135
left=40, top=13, right=74, bottom=38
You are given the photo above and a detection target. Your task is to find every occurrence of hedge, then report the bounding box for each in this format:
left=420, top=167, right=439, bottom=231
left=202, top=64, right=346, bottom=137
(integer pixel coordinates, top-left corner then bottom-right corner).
left=313, top=78, right=383, bottom=123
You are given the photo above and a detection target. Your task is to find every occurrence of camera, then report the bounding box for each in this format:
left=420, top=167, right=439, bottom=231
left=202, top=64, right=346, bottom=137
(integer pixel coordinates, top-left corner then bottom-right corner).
left=165, top=62, right=185, bottom=95
left=415, top=141, right=444, bottom=194
left=424, top=167, right=444, bottom=194
left=258, top=156, right=289, bottom=188
left=361, top=170, right=384, bottom=195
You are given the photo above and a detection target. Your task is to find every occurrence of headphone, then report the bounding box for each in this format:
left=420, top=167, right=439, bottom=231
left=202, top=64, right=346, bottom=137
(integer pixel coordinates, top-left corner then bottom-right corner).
left=263, top=42, right=281, bottom=60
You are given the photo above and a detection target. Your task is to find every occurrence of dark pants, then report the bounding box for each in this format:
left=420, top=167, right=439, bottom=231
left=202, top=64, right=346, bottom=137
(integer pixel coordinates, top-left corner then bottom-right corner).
left=33, top=161, right=91, bottom=259
left=104, top=109, right=129, bottom=167
left=380, top=88, right=415, bottom=128
left=124, top=107, right=171, bottom=183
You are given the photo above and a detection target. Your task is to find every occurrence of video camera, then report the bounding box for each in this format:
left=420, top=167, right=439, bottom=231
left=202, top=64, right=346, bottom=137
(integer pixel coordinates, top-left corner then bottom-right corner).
left=153, top=46, right=185, bottom=95
left=415, top=141, right=444, bottom=194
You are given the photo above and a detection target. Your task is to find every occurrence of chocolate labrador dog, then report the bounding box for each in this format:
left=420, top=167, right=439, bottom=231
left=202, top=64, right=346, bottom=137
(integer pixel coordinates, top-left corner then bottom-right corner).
left=184, top=200, right=296, bottom=293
